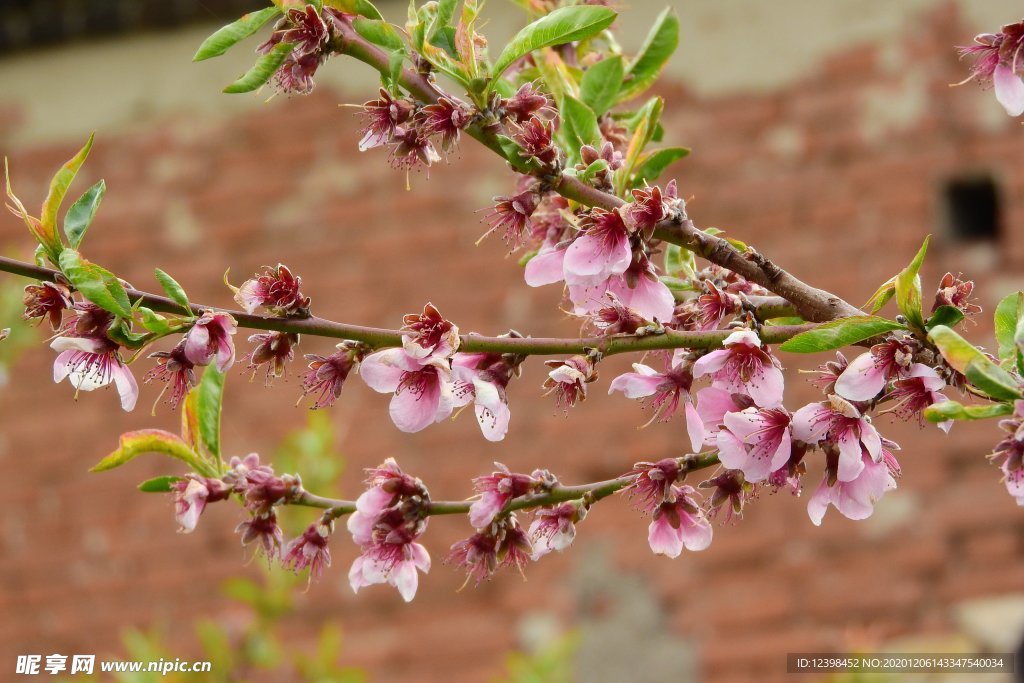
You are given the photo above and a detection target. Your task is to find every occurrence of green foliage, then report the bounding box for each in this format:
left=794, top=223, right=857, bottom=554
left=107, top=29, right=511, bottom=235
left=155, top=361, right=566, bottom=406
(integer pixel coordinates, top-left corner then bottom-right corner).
left=193, top=7, right=281, bottom=62
left=560, top=95, right=602, bottom=160
left=490, top=6, right=617, bottom=85
left=619, top=7, right=679, bottom=102
left=154, top=268, right=192, bottom=315
left=40, top=134, right=95, bottom=261
left=780, top=316, right=905, bottom=353
left=924, top=399, right=1014, bottom=424
left=663, top=243, right=696, bottom=280
left=894, top=235, right=929, bottom=333
left=492, top=632, right=578, bottom=683
left=629, top=147, right=689, bottom=188
left=616, top=96, right=664, bottom=194
left=90, top=429, right=215, bottom=477
left=323, top=0, right=383, bottom=20
left=353, top=17, right=405, bottom=51
left=925, top=305, right=965, bottom=331
left=137, top=475, right=184, bottom=493
left=994, top=291, right=1024, bottom=373
left=928, top=325, right=1022, bottom=401
left=58, top=249, right=133, bottom=318
left=197, top=367, right=226, bottom=464
left=224, top=41, right=295, bottom=94
left=579, top=55, right=623, bottom=116
left=63, top=180, right=105, bottom=249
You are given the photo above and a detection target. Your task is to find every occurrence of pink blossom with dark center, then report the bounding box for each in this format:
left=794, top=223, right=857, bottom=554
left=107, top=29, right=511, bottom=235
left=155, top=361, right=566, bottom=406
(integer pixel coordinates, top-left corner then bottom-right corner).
left=692, top=329, right=785, bottom=408
left=609, top=353, right=703, bottom=447
left=807, top=448, right=899, bottom=525
left=834, top=336, right=918, bottom=402
left=885, top=364, right=951, bottom=432
left=300, top=341, right=365, bottom=409
left=233, top=264, right=310, bottom=316
left=563, top=208, right=631, bottom=284
left=259, top=6, right=331, bottom=56
left=695, top=280, right=740, bottom=331
left=282, top=519, right=333, bottom=581
left=236, top=511, right=284, bottom=562
left=242, top=331, right=298, bottom=385
left=542, top=355, right=597, bottom=410
left=402, top=303, right=460, bottom=360
left=67, top=301, right=115, bottom=338
left=51, top=335, right=138, bottom=412
left=501, top=83, right=551, bottom=124
left=625, top=458, right=683, bottom=512
left=933, top=272, right=982, bottom=316
left=23, top=280, right=73, bottom=330
left=468, top=463, right=540, bottom=528
left=482, top=189, right=538, bottom=247
left=990, top=401, right=1024, bottom=504
left=360, top=348, right=456, bottom=433
left=624, top=186, right=666, bottom=235
left=349, top=536, right=431, bottom=602
left=957, top=22, right=1024, bottom=115
left=567, top=251, right=675, bottom=324
left=792, top=394, right=883, bottom=482
left=223, top=453, right=271, bottom=489
left=388, top=127, right=440, bottom=171
left=171, top=475, right=230, bottom=533
left=451, top=352, right=516, bottom=442
left=241, top=467, right=300, bottom=516
left=700, top=470, right=752, bottom=520
left=716, top=406, right=793, bottom=483
left=808, top=352, right=849, bottom=394
left=183, top=310, right=237, bottom=372
left=257, top=5, right=344, bottom=95
left=529, top=502, right=584, bottom=559
left=447, top=515, right=533, bottom=585
left=647, top=485, right=713, bottom=558
left=417, top=96, right=471, bottom=152
left=514, top=116, right=558, bottom=166
left=358, top=88, right=415, bottom=150
left=145, top=342, right=197, bottom=409
left=589, top=292, right=647, bottom=335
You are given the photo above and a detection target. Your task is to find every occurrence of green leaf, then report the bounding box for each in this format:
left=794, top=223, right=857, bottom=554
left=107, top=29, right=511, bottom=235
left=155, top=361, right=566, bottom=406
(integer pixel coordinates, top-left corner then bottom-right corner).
left=580, top=55, right=623, bottom=117
left=926, top=305, right=965, bottom=331
left=223, top=41, right=294, bottom=93
left=577, top=159, right=609, bottom=184
left=138, top=475, right=185, bottom=493
left=894, top=235, right=929, bottom=332
left=779, top=315, right=905, bottom=353
left=354, top=18, right=405, bottom=51
left=198, top=366, right=226, bottom=461
left=924, top=400, right=1014, bottom=423
left=193, top=7, right=281, bottom=62
left=630, top=147, right=689, bottom=187
left=619, top=7, right=679, bottom=102
left=154, top=268, right=192, bottom=314
left=663, top=243, right=695, bottom=280
left=322, top=0, right=383, bottom=20
left=58, top=249, right=132, bottom=318
left=864, top=276, right=896, bottom=314
left=561, top=95, right=602, bottom=153
left=34, top=134, right=95, bottom=260
left=91, top=429, right=213, bottom=476
left=928, top=325, right=1022, bottom=400
left=490, top=6, right=617, bottom=84
left=63, top=179, right=105, bottom=249
left=137, top=307, right=173, bottom=335
left=994, top=292, right=1023, bottom=364
left=617, top=96, right=663, bottom=195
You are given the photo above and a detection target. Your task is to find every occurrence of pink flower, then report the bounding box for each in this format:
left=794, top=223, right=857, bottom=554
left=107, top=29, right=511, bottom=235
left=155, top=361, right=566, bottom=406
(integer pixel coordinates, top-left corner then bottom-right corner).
left=624, top=457, right=682, bottom=511
left=242, top=331, right=298, bottom=384
left=700, top=470, right=753, bottom=520
left=647, top=485, right=713, bottom=558
left=933, top=272, right=982, bottom=316
left=807, top=448, right=899, bottom=526
left=447, top=515, right=533, bottom=585
left=358, top=88, right=415, bottom=150
left=715, top=406, right=793, bottom=483
left=240, top=467, right=300, bottom=516
left=300, top=341, right=365, bottom=409
left=145, top=342, right=196, bottom=410
left=23, top=280, right=73, bottom=330
left=183, top=310, right=237, bottom=372
left=236, top=511, right=284, bottom=561
left=523, top=242, right=568, bottom=287
left=958, top=23, right=1024, bottom=115
left=792, top=395, right=882, bottom=482
left=542, top=355, right=597, bottom=410
left=808, top=352, right=849, bottom=394
left=695, top=281, right=740, bottom=331
left=388, top=127, right=440, bottom=171
left=282, top=520, right=333, bottom=580
left=885, top=364, right=951, bottom=431
left=51, top=335, right=139, bottom=412
left=360, top=348, right=456, bottom=433
left=601, top=253, right=675, bottom=323
left=692, top=329, right=785, bottom=408
left=623, top=186, right=666, bottom=235
left=693, top=387, right=752, bottom=448
left=529, top=502, right=583, bottom=560
left=401, top=303, right=459, bottom=360
left=482, top=189, right=538, bottom=248
left=608, top=355, right=703, bottom=449
left=171, top=475, right=230, bottom=533
left=563, top=208, right=631, bottom=284
left=588, top=292, right=647, bottom=335
left=468, top=463, right=541, bottom=528
left=513, top=116, right=558, bottom=166
left=416, top=96, right=471, bottom=152
left=232, top=264, right=310, bottom=316
left=349, top=538, right=431, bottom=602
left=501, top=83, right=551, bottom=124
left=451, top=352, right=516, bottom=442
left=833, top=337, right=918, bottom=402
left=990, top=401, right=1024, bottom=504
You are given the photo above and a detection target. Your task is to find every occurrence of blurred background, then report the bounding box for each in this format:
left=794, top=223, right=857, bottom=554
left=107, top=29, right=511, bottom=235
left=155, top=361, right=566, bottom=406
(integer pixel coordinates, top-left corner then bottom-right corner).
left=2, top=1, right=1024, bottom=681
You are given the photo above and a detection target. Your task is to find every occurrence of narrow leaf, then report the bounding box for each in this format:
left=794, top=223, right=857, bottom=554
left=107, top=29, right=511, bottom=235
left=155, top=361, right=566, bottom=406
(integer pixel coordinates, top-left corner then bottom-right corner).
left=631, top=147, right=689, bottom=187
left=91, top=429, right=212, bottom=476
left=41, top=134, right=95, bottom=255
left=154, top=268, right=192, bottom=314
left=63, top=179, right=105, bottom=249
left=354, top=18, right=406, bottom=51
left=924, top=400, right=1014, bottom=423
left=322, top=0, right=383, bottom=20
left=223, top=41, right=294, bottom=94
left=663, top=243, right=695, bottom=280
left=894, top=235, right=929, bottom=332
left=925, top=305, right=965, bottom=331
left=193, top=7, right=281, bottom=62
left=864, top=277, right=896, bottom=314
left=619, top=7, right=679, bottom=102
left=561, top=95, right=602, bottom=152
left=928, top=325, right=1022, bottom=400
left=995, top=292, right=1023, bottom=364
left=198, top=367, right=226, bottom=461
left=491, top=6, right=616, bottom=83
left=58, top=249, right=132, bottom=318
left=580, top=55, right=624, bottom=116
left=138, top=475, right=185, bottom=493
left=779, top=315, right=905, bottom=353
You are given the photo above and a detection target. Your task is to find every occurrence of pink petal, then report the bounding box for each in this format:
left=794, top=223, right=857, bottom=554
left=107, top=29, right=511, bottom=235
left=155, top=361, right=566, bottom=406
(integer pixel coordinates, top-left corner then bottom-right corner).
left=647, top=517, right=683, bottom=558
left=679, top=514, right=713, bottom=551
left=691, top=349, right=731, bottom=378
left=715, top=428, right=749, bottom=472
left=563, top=232, right=630, bottom=281
left=524, top=247, right=567, bottom=287
left=360, top=349, right=415, bottom=393
left=834, top=351, right=886, bottom=401
left=112, top=362, right=139, bottom=412
left=410, top=542, right=431, bottom=573
left=50, top=337, right=104, bottom=354
left=476, top=398, right=511, bottom=442
left=608, top=365, right=664, bottom=398
left=469, top=491, right=505, bottom=528
left=791, top=403, right=831, bottom=444
left=607, top=274, right=675, bottom=322
left=183, top=324, right=211, bottom=366
left=53, top=349, right=77, bottom=383
left=806, top=477, right=834, bottom=526
left=835, top=429, right=867, bottom=482
left=746, top=365, right=785, bottom=409
left=684, top=400, right=704, bottom=453
left=390, top=559, right=420, bottom=602
left=994, top=63, right=1024, bottom=116
left=389, top=379, right=441, bottom=433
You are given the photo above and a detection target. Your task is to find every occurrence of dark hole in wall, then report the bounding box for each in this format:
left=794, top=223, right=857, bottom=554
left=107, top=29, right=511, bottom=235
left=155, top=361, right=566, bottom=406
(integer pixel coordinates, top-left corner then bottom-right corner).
left=943, top=176, right=1001, bottom=243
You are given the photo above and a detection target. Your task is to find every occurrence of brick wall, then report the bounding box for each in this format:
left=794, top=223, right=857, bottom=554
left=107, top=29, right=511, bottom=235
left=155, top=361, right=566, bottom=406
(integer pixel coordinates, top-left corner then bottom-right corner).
left=2, top=3, right=1024, bottom=682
